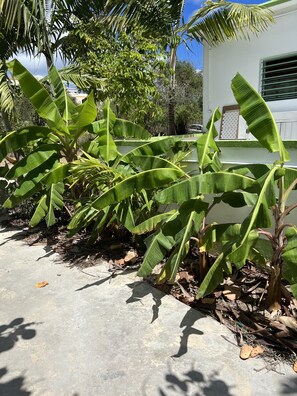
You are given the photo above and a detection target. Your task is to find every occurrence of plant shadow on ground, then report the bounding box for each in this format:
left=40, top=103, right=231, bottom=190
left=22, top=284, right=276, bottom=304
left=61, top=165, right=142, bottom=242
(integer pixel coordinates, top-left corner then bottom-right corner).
left=0, top=367, right=30, bottom=396
left=158, top=368, right=234, bottom=396
left=0, top=318, right=37, bottom=354
left=126, top=281, right=204, bottom=357
left=0, top=318, right=38, bottom=395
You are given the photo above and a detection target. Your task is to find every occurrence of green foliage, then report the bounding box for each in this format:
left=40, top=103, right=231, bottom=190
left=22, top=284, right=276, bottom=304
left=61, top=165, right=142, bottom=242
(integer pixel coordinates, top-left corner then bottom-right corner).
left=63, top=22, right=166, bottom=125
left=0, top=61, right=155, bottom=228
left=136, top=73, right=297, bottom=309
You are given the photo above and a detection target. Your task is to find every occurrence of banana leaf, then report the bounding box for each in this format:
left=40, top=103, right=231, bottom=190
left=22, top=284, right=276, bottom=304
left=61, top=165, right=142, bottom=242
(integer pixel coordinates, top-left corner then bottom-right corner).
left=6, top=144, right=61, bottom=179
left=197, top=107, right=221, bottom=171
left=91, top=168, right=184, bottom=210
left=7, top=60, right=69, bottom=135
left=30, top=182, right=64, bottom=227
left=132, top=210, right=177, bottom=235
left=231, top=73, right=290, bottom=163
left=155, top=171, right=255, bottom=204
left=0, top=126, right=52, bottom=161
left=113, top=119, right=151, bottom=139
left=282, top=227, right=297, bottom=298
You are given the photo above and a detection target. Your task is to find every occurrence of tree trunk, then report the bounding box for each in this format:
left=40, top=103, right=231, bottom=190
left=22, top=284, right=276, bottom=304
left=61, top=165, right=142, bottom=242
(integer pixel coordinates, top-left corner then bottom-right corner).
left=168, top=46, right=177, bottom=135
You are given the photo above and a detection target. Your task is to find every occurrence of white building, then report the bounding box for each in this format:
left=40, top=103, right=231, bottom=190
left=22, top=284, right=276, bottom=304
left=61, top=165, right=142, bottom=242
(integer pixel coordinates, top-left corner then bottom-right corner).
left=203, top=0, right=297, bottom=140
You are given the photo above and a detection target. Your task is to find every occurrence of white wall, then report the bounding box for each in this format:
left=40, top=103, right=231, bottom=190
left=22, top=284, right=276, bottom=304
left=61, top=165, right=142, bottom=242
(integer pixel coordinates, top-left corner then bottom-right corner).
left=203, top=1, right=297, bottom=137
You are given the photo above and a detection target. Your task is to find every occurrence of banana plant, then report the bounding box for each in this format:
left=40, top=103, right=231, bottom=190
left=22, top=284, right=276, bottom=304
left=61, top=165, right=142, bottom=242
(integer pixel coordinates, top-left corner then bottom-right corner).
left=68, top=129, right=192, bottom=242
left=0, top=60, right=154, bottom=227
left=137, top=74, right=297, bottom=312
left=136, top=107, right=259, bottom=284
left=227, top=73, right=296, bottom=311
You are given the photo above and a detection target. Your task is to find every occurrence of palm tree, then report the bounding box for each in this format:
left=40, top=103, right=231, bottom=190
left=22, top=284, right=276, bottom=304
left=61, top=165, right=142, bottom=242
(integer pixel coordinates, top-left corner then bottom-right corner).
left=106, top=0, right=274, bottom=135
left=0, top=0, right=105, bottom=131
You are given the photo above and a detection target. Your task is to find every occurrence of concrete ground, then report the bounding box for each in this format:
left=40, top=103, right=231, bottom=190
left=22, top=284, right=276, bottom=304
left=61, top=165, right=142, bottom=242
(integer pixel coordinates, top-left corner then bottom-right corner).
left=0, top=226, right=296, bottom=396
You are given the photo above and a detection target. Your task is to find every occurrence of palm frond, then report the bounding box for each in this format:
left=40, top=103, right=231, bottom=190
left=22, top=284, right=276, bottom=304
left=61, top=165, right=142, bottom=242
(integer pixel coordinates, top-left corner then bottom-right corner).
left=0, top=61, right=14, bottom=114
left=187, top=1, right=274, bottom=45
left=56, top=66, right=106, bottom=92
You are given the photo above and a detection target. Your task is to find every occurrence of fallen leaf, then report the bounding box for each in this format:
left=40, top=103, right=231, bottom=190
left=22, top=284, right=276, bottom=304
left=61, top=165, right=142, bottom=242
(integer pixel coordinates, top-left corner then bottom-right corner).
left=240, top=345, right=253, bottom=360
left=176, top=271, right=194, bottom=283
left=293, top=361, right=297, bottom=373
left=124, top=250, right=138, bottom=263
left=250, top=345, right=264, bottom=358
left=223, top=285, right=241, bottom=301
left=35, top=281, right=49, bottom=288
left=278, top=316, right=297, bottom=332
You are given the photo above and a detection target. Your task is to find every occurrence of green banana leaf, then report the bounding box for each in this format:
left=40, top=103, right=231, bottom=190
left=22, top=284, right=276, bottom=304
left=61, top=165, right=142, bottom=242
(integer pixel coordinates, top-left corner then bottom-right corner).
left=227, top=167, right=277, bottom=266
left=138, top=199, right=208, bottom=278
left=120, top=137, right=181, bottom=163
left=88, top=101, right=118, bottom=163
left=213, top=191, right=258, bottom=208
left=6, top=144, right=61, bottom=179
left=282, top=227, right=297, bottom=298
left=197, top=107, right=221, bottom=171
left=115, top=200, right=135, bottom=232
left=3, top=156, right=59, bottom=208
left=71, top=91, right=97, bottom=135
left=0, top=126, right=52, bottom=161
left=231, top=73, right=290, bottom=163
left=158, top=203, right=207, bottom=283
left=7, top=60, right=69, bottom=135
left=132, top=155, right=187, bottom=174
left=132, top=210, right=177, bottom=235
left=49, top=66, right=76, bottom=120
left=91, top=168, right=184, bottom=210
left=155, top=171, right=255, bottom=204
left=30, top=182, right=64, bottom=227
left=137, top=212, right=181, bottom=278
left=113, top=119, right=151, bottom=139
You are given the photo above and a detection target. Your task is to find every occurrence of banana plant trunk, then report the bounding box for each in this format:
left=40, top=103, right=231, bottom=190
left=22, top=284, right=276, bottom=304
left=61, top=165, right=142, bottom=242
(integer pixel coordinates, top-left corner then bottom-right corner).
left=168, top=46, right=177, bottom=136
left=266, top=178, right=285, bottom=311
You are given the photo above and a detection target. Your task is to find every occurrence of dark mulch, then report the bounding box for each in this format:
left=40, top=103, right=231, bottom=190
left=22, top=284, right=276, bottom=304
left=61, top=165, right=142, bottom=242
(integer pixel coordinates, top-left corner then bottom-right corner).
left=1, top=209, right=296, bottom=371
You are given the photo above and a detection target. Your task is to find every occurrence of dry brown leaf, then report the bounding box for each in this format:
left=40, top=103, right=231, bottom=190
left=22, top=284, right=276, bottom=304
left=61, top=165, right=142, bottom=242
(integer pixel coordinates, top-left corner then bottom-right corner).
left=223, top=285, right=241, bottom=301
left=35, top=281, right=49, bottom=288
left=176, top=271, right=194, bottom=283
left=278, top=316, right=297, bottom=332
left=293, top=361, right=297, bottom=373
left=250, top=345, right=264, bottom=358
left=124, top=250, right=138, bottom=263
left=240, top=345, right=253, bottom=360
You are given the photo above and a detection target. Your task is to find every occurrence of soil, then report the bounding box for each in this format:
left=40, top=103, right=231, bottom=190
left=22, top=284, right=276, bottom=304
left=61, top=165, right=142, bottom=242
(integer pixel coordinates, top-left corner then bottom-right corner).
left=1, top=208, right=297, bottom=371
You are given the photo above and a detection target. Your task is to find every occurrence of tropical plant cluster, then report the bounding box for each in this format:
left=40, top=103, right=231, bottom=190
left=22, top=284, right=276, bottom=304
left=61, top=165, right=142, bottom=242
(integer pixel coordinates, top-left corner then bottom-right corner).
left=1, top=61, right=297, bottom=316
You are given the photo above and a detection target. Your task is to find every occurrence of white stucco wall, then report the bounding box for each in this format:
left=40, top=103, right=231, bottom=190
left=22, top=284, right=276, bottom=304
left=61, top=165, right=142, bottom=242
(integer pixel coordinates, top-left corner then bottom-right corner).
left=203, top=0, right=297, bottom=137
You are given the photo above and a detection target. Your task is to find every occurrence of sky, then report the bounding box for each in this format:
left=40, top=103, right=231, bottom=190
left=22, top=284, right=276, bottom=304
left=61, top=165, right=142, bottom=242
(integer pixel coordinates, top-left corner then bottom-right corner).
left=17, top=0, right=266, bottom=75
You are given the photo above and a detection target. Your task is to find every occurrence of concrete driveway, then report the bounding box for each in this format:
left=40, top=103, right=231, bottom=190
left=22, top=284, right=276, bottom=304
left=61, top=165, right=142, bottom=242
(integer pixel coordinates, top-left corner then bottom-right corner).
left=0, top=226, right=295, bottom=395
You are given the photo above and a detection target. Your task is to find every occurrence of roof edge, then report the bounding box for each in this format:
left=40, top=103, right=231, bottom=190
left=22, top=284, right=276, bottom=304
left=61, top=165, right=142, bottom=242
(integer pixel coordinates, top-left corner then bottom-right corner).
left=260, top=0, right=293, bottom=8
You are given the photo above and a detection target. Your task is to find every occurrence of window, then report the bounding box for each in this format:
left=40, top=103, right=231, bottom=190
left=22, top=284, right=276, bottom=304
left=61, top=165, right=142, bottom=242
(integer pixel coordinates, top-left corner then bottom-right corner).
left=261, top=54, right=297, bottom=101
